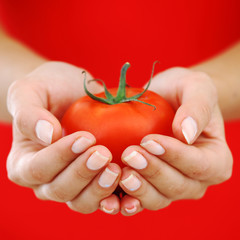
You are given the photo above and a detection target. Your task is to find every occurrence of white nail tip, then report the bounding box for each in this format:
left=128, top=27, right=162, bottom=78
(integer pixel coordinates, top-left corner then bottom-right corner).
left=98, top=168, right=118, bottom=188
left=182, top=129, right=190, bottom=144
left=121, top=174, right=141, bottom=191
left=71, top=137, right=93, bottom=154
left=105, top=167, right=118, bottom=177
left=95, top=151, right=109, bottom=161
left=123, top=151, right=147, bottom=169
left=140, top=140, right=165, bottom=155
left=102, top=206, right=115, bottom=214
left=86, top=151, right=109, bottom=170
left=124, top=151, right=137, bottom=161
left=125, top=206, right=137, bottom=213
left=35, top=120, right=53, bottom=145
left=181, top=116, right=198, bottom=144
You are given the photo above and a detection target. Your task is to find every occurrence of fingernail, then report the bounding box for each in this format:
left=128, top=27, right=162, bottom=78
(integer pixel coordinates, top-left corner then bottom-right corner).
left=72, top=137, right=94, bottom=154
left=123, top=151, right=147, bottom=169
left=181, top=116, right=197, bottom=144
left=141, top=140, right=165, bottom=155
left=121, top=174, right=141, bottom=191
left=102, top=206, right=115, bottom=214
left=86, top=151, right=109, bottom=170
left=35, top=120, right=53, bottom=145
left=98, top=168, right=119, bottom=188
left=125, top=206, right=137, bottom=214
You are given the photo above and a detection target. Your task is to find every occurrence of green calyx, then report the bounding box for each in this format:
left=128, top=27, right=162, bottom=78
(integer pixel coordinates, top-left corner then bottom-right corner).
left=83, top=61, right=159, bottom=109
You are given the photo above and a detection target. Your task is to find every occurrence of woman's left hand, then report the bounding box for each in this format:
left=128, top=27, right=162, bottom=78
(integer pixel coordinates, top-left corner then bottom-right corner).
left=100, top=67, right=233, bottom=216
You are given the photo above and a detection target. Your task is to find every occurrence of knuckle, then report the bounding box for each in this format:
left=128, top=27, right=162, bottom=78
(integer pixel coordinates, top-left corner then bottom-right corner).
left=213, top=148, right=233, bottom=184
left=193, top=71, right=218, bottom=101
left=190, top=71, right=212, bottom=85
left=7, top=169, right=20, bottom=184
left=7, top=79, right=28, bottom=116
left=216, top=168, right=233, bottom=184
left=33, top=188, right=47, bottom=201
left=188, top=160, right=211, bottom=180
left=193, top=71, right=211, bottom=81
left=192, top=187, right=207, bottom=200
left=74, top=168, right=92, bottom=185
left=168, top=180, right=188, bottom=198
left=144, top=167, right=162, bottom=181
left=46, top=185, right=69, bottom=202
left=27, top=160, right=47, bottom=184
left=7, top=151, right=27, bottom=186
left=6, top=153, right=19, bottom=183
left=7, top=80, right=21, bottom=107
left=14, top=110, right=28, bottom=134
left=221, top=151, right=234, bottom=182
left=56, top=152, right=72, bottom=165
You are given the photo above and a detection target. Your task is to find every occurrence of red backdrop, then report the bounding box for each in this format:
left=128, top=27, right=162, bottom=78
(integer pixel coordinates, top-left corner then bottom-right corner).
left=0, top=0, right=240, bottom=239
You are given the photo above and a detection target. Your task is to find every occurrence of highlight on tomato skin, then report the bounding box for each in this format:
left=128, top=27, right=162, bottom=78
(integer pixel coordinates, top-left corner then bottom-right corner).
left=61, top=62, right=175, bottom=168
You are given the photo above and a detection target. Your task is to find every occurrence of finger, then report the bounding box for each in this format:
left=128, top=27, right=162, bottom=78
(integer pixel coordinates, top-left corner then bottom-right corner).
left=119, top=168, right=171, bottom=211
left=66, top=163, right=121, bottom=214
left=122, top=146, right=206, bottom=200
left=172, top=72, right=218, bottom=144
left=140, top=134, right=230, bottom=183
left=120, top=195, right=143, bottom=216
left=14, top=131, right=96, bottom=186
left=34, top=146, right=112, bottom=202
left=99, top=194, right=121, bottom=215
left=8, top=79, right=62, bottom=145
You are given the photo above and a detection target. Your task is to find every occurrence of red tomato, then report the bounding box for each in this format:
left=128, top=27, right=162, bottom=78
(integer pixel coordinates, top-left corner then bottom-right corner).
left=61, top=87, right=175, bottom=167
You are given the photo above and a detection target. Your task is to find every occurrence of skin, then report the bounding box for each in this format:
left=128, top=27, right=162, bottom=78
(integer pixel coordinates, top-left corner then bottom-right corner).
left=1, top=25, right=239, bottom=216
left=190, top=41, right=240, bottom=120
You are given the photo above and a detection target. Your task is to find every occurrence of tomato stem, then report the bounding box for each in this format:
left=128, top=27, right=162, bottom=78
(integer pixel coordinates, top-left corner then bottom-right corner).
left=115, top=62, right=130, bottom=102
left=83, top=61, right=159, bottom=109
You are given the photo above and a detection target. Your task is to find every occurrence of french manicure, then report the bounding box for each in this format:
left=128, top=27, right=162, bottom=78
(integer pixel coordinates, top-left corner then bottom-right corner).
left=86, top=151, right=109, bottom=170
left=102, top=206, right=115, bottom=214
left=98, top=168, right=119, bottom=188
left=35, top=120, right=53, bottom=145
left=72, top=137, right=94, bottom=154
left=121, top=174, right=141, bottom=191
left=123, top=151, right=147, bottom=169
left=125, top=206, right=137, bottom=214
left=140, top=140, right=165, bottom=155
left=181, top=116, right=197, bottom=144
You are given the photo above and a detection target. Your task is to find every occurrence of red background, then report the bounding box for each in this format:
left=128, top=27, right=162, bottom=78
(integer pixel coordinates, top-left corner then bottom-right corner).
left=0, top=0, right=240, bottom=239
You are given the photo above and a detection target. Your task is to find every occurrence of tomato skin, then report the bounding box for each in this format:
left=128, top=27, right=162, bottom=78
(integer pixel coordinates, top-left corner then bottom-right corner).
left=61, top=87, right=175, bottom=167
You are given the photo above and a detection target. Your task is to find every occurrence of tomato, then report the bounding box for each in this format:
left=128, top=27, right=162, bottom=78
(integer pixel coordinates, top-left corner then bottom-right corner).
left=61, top=62, right=175, bottom=168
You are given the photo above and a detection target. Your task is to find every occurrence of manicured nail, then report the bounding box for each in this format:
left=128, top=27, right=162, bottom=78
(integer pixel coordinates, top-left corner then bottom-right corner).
left=125, top=206, right=137, bottom=214
left=86, top=151, right=109, bottom=170
left=98, top=168, right=119, bottom=188
left=102, top=206, right=115, bottom=214
left=72, top=137, right=94, bottom=154
left=181, top=116, right=197, bottom=144
left=123, top=151, right=147, bottom=169
left=35, top=120, right=53, bottom=145
left=141, top=140, right=165, bottom=155
left=121, top=174, right=141, bottom=191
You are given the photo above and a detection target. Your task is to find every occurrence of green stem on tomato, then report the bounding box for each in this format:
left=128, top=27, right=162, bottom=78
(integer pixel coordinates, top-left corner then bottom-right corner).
left=83, top=61, right=159, bottom=109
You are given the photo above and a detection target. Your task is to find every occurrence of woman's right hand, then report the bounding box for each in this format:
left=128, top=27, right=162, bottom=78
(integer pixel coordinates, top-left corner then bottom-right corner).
left=6, top=61, right=121, bottom=214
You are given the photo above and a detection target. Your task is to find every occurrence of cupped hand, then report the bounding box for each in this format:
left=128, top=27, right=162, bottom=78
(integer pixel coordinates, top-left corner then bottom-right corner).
left=112, top=67, right=233, bottom=216
left=7, top=61, right=121, bottom=214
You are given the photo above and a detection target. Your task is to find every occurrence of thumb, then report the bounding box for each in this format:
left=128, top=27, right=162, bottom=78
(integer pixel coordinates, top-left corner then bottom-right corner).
left=172, top=74, right=218, bottom=144
left=7, top=79, right=62, bottom=146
